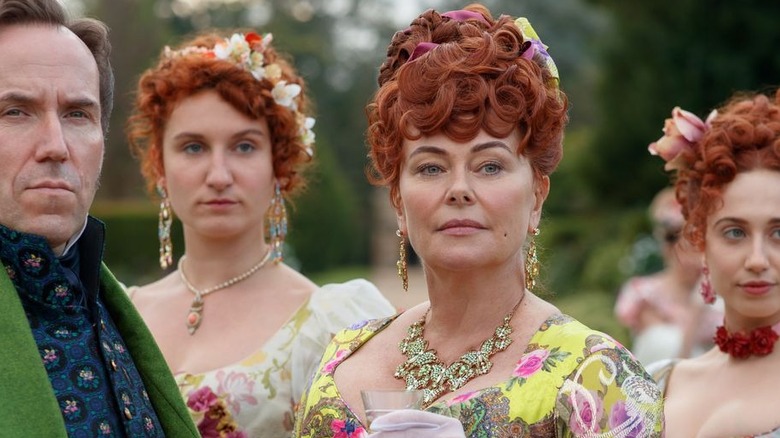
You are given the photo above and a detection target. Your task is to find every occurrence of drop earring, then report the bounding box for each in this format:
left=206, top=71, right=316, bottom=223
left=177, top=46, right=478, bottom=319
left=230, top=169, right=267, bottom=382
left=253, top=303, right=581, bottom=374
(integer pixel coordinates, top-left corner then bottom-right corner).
left=524, top=228, right=540, bottom=290
left=157, top=184, right=173, bottom=270
left=267, top=181, right=287, bottom=264
left=700, top=263, right=716, bottom=304
left=396, top=230, right=408, bottom=292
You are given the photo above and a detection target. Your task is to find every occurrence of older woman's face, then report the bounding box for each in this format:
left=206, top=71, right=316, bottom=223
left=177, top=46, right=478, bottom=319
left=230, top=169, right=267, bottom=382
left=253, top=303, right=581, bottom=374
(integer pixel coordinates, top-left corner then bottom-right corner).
left=396, top=129, right=548, bottom=273
left=705, top=169, right=780, bottom=328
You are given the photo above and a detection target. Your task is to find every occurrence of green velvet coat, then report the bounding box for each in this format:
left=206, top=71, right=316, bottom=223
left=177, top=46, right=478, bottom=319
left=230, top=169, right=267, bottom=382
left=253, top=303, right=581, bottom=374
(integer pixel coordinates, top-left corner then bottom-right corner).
left=0, top=263, right=199, bottom=437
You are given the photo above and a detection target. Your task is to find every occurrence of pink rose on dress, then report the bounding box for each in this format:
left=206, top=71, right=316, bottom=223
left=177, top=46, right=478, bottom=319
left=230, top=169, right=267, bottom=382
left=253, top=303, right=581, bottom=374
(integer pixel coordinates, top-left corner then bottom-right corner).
left=331, top=418, right=366, bottom=438
left=322, top=349, right=349, bottom=375
left=187, top=386, right=219, bottom=412
left=648, top=106, right=717, bottom=171
left=609, top=400, right=644, bottom=438
left=568, top=389, right=604, bottom=436
left=216, top=371, right=258, bottom=414
left=513, top=349, right=549, bottom=378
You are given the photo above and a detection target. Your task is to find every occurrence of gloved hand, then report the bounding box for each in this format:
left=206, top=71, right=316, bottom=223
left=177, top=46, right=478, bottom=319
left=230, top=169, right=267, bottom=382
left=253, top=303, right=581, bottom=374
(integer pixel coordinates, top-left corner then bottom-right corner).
left=366, top=409, right=466, bottom=437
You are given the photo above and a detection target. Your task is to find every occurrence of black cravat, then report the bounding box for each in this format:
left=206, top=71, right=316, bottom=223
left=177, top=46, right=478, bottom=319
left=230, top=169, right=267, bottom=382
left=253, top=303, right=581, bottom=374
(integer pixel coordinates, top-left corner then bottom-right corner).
left=58, top=246, right=88, bottom=308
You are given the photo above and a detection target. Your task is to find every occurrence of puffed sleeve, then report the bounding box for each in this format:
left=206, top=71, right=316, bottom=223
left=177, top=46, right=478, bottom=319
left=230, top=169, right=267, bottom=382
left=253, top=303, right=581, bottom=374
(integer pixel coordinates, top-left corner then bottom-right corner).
left=554, top=341, right=664, bottom=437
left=290, top=279, right=397, bottom=402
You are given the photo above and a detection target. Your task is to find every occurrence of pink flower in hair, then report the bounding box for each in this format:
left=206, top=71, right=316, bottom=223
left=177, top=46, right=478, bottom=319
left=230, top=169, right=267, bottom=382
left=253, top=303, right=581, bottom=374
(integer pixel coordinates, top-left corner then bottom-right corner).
left=649, top=107, right=717, bottom=171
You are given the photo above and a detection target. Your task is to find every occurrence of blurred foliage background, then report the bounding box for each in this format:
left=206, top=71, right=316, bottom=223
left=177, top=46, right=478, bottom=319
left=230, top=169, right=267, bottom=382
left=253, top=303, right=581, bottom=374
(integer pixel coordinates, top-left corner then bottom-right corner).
left=66, top=0, right=780, bottom=344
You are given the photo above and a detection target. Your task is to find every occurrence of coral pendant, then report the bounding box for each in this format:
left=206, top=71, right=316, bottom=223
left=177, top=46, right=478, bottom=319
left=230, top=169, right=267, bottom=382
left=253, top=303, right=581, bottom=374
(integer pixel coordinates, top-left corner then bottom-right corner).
left=186, top=298, right=204, bottom=335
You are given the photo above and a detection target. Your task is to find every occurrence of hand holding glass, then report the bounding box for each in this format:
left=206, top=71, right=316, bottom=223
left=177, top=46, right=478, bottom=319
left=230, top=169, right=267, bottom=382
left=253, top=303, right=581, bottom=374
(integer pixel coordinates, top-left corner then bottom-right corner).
left=361, top=389, right=424, bottom=430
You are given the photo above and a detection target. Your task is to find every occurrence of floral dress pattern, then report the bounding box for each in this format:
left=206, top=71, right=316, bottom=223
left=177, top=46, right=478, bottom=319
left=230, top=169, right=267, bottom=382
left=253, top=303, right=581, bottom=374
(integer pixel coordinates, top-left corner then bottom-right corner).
left=294, top=314, right=663, bottom=438
left=174, top=280, right=395, bottom=438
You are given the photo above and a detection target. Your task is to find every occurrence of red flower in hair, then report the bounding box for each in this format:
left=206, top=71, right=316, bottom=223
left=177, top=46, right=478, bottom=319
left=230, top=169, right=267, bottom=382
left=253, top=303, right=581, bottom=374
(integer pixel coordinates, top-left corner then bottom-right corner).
left=244, top=32, right=262, bottom=45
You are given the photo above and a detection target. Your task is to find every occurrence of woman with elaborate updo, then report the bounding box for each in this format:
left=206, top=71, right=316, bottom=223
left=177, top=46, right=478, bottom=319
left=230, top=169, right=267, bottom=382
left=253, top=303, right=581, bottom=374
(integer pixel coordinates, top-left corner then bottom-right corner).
left=293, top=4, right=663, bottom=437
left=648, top=91, right=780, bottom=436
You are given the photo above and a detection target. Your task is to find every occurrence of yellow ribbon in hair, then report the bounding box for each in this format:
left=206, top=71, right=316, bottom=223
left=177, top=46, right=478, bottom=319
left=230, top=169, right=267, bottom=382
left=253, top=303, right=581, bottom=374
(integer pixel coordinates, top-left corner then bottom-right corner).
left=515, top=17, right=560, bottom=88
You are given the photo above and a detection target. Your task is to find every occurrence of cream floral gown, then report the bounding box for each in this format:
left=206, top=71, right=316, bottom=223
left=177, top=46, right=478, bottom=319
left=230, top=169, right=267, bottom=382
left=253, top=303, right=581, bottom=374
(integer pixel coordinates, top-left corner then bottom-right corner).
left=175, top=279, right=396, bottom=438
left=294, top=314, right=664, bottom=437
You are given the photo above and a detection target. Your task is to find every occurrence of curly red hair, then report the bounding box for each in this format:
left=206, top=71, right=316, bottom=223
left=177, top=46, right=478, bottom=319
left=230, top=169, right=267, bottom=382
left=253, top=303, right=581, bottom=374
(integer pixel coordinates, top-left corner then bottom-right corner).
left=674, top=90, right=780, bottom=248
left=127, top=31, right=313, bottom=197
left=366, top=3, right=568, bottom=208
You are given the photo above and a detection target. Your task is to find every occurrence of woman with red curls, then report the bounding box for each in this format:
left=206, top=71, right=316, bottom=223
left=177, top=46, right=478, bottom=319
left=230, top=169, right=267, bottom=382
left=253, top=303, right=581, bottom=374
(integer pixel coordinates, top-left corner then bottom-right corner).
left=648, top=91, right=780, bottom=436
left=294, top=3, right=663, bottom=437
left=125, top=30, right=395, bottom=437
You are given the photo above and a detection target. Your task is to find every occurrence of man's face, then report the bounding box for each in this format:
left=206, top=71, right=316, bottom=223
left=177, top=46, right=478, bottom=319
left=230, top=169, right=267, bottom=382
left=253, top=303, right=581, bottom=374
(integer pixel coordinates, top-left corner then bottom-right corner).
left=0, top=25, right=103, bottom=254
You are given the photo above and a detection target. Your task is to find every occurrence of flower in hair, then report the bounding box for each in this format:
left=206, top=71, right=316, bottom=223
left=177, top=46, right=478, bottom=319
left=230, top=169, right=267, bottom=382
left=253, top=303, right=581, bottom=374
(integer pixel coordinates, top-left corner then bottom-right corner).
left=299, top=116, right=316, bottom=153
left=649, top=107, right=717, bottom=171
left=164, top=32, right=315, bottom=155
left=271, top=81, right=302, bottom=110
left=213, top=32, right=273, bottom=80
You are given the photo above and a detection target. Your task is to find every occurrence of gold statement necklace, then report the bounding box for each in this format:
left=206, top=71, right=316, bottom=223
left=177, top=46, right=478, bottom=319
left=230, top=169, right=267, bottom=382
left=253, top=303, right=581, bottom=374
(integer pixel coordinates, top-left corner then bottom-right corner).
left=178, top=249, right=271, bottom=335
left=394, top=293, right=525, bottom=406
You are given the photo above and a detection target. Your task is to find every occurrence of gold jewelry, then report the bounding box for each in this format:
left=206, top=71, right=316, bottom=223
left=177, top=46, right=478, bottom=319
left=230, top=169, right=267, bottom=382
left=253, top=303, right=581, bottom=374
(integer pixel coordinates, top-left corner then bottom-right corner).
left=179, top=249, right=271, bottom=335
left=524, top=228, right=540, bottom=290
left=396, top=229, right=408, bottom=292
left=157, top=185, right=173, bottom=270
left=394, top=294, right=525, bottom=406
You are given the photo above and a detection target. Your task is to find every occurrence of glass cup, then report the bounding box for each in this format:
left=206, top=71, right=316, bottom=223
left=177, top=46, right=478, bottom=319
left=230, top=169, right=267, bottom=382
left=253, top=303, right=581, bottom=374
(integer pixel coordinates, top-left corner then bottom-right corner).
left=361, top=389, right=425, bottom=431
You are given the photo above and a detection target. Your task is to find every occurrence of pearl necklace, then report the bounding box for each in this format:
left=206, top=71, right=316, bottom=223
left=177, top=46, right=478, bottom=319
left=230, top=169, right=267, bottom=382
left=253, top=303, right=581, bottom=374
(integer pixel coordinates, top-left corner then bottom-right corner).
left=178, top=249, right=271, bottom=335
left=394, top=293, right=525, bottom=406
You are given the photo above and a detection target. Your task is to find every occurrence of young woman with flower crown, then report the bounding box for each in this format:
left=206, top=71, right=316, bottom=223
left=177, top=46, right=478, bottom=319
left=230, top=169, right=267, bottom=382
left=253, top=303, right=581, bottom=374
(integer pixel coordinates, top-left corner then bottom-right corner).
left=293, top=4, right=663, bottom=437
left=647, top=91, right=780, bottom=437
left=125, top=31, right=395, bottom=437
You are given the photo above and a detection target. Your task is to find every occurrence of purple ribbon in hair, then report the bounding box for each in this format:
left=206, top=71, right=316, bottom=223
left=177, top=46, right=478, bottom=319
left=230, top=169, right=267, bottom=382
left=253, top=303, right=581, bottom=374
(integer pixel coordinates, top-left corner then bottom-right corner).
left=521, top=39, right=548, bottom=61
left=409, top=42, right=439, bottom=61
left=407, top=9, right=489, bottom=62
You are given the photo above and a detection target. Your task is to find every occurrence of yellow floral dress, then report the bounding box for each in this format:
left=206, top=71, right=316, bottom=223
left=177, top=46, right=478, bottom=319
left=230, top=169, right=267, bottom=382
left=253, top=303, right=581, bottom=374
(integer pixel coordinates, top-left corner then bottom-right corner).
left=174, top=280, right=396, bottom=438
left=294, top=313, right=663, bottom=437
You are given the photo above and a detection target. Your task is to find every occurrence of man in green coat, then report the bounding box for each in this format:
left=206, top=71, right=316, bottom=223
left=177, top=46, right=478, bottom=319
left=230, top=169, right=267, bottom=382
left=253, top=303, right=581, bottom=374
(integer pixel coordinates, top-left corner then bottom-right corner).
left=0, top=0, right=197, bottom=436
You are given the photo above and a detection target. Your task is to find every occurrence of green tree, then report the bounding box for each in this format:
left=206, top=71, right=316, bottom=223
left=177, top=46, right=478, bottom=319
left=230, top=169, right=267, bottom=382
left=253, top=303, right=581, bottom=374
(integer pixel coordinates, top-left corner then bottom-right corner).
left=582, top=0, right=780, bottom=209
left=89, top=0, right=174, bottom=199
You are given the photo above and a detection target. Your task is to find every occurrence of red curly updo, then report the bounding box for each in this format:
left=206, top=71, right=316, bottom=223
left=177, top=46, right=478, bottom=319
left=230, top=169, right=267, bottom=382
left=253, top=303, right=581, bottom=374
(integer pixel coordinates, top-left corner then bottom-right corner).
left=127, top=31, right=313, bottom=197
left=366, top=3, right=568, bottom=207
left=674, top=90, right=780, bottom=248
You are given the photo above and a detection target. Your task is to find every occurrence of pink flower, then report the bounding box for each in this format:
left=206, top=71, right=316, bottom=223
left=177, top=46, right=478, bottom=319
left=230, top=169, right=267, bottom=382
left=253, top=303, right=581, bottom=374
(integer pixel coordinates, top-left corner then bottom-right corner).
left=448, top=390, right=480, bottom=406
left=216, top=371, right=258, bottom=414
left=648, top=107, right=717, bottom=170
left=513, top=349, right=549, bottom=378
left=43, top=348, right=57, bottom=364
left=322, top=349, right=349, bottom=375
left=197, top=416, right=221, bottom=438
left=568, top=389, right=604, bottom=436
left=63, top=400, right=78, bottom=415
left=187, top=387, right=219, bottom=412
left=609, top=401, right=644, bottom=438
left=330, top=418, right=366, bottom=438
